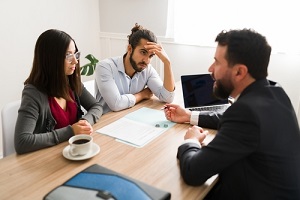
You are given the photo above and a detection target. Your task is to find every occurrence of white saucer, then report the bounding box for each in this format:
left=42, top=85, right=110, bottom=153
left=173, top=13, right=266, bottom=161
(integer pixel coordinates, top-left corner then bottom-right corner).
left=62, top=142, right=100, bottom=161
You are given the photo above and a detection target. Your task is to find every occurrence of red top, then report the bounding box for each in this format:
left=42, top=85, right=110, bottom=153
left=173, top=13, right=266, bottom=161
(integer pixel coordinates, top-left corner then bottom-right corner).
left=49, top=92, right=78, bottom=129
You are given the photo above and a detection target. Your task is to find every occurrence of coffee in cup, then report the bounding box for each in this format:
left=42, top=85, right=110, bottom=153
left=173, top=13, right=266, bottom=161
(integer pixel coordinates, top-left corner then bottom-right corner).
left=69, top=134, right=93, bottom=156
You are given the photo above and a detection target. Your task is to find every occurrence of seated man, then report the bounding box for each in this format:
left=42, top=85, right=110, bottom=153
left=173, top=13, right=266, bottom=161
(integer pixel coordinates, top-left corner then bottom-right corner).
left=164, top=29, right=300, bottom=199
left=95, top=23, right=175, bottom=114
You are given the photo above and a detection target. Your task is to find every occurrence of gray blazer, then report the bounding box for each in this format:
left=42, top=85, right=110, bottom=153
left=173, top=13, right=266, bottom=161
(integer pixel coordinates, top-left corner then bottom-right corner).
left=14, top=84, right=103, bottom=154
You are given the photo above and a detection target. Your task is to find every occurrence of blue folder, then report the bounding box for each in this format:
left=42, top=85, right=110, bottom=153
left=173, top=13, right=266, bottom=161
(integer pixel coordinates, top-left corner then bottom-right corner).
left=44, top=164, right=171, bottom=200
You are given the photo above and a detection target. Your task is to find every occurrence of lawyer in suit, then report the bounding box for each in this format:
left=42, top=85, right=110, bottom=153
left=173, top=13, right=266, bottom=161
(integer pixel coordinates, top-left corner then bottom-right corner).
left=165, top=29, right=300, bottom=199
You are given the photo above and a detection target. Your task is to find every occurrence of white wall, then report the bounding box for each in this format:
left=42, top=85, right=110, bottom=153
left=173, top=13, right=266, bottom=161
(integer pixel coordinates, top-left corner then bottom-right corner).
left=0, top=0, right=101, bottom=157
left=99, top=0, right=168, bottom=37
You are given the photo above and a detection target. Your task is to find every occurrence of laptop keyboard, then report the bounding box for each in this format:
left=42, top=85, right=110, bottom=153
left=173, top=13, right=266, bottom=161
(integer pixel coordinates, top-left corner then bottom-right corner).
left=189, top=104, right=230, bottom=112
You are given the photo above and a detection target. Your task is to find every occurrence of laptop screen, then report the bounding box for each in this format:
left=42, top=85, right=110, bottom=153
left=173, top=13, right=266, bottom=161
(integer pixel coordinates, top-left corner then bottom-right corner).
left=181, top=74, right=228, bottom=108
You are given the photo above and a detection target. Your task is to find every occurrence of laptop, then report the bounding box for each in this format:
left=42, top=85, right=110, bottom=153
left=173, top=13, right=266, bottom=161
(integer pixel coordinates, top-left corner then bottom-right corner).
left=180, top=74, right=231, bottom=112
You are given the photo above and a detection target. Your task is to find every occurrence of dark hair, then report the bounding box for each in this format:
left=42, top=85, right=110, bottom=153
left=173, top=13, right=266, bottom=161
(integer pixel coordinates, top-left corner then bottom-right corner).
left=127, top=23, right=157, bottom=50
left=215, top=29, right=271, bottom=80
left=25, top=29, right=82, bottom=100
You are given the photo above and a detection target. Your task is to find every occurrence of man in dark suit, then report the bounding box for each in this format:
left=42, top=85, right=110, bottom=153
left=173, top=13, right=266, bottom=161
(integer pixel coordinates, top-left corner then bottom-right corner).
left=164, top=29, right=300, bottom=199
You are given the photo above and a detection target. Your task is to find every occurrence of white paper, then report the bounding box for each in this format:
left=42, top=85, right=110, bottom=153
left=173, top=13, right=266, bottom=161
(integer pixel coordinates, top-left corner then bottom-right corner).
left=96, top=107, right=175, bottom=147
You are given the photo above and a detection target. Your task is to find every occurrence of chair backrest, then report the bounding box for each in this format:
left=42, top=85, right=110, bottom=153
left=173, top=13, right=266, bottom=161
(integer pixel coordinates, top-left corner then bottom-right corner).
left=1, top=100, right=21, bottom=157
left=83, top=79, right=95, bottom=97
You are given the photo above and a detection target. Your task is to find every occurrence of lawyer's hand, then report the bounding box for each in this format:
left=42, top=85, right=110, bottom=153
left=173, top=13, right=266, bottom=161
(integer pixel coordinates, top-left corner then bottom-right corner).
left=184, top=125, right=208, bottom=143
left=164, top=104, right=191, bottom=123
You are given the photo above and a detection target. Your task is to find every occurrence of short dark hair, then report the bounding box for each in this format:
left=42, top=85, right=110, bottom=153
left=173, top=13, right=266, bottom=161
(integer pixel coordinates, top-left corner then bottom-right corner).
left=25, top=29, right=82, bottom=100
left=215, top=29, right=271, bottom=80
left=127, top=23, right=157, bottom=50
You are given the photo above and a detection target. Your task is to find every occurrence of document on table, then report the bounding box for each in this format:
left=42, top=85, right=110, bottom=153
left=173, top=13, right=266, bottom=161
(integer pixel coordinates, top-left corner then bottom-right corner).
left=96, top=107, right=175, bottom=148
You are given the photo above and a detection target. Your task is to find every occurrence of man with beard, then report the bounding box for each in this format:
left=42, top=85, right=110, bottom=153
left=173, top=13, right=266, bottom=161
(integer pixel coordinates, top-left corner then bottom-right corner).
left=164, top=29, right=300, bottom=199
left=94, top=23, right=175, bottom=114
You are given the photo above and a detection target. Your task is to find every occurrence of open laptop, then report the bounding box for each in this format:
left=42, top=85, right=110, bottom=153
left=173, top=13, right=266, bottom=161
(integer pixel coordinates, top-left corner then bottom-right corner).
left=181, top=74, right=231, bottom=112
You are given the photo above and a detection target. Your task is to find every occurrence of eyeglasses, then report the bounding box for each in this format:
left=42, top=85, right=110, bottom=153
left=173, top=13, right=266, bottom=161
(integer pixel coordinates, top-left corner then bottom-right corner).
left=65, top=51, right=80, bottom=63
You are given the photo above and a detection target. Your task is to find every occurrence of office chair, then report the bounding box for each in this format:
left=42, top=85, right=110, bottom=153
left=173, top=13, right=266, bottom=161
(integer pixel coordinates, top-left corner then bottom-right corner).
left=83, top=80, right=95, bottom=97
left=1, top=100, right=21, bottom=157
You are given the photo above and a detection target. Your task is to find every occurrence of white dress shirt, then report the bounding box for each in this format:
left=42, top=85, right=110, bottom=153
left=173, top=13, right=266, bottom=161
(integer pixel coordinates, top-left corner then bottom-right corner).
left=95, top=56, right=175, bottom=114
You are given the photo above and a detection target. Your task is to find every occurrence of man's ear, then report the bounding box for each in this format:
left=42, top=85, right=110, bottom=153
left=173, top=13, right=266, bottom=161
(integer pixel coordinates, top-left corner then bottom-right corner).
left=127, top=44, right=132, bottom=54
left=235, top=64, right=248, bottom=79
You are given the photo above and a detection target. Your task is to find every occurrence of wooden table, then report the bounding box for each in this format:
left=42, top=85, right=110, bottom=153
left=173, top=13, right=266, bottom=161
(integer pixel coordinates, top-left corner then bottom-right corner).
left=0, top=84, right=218, bottom=200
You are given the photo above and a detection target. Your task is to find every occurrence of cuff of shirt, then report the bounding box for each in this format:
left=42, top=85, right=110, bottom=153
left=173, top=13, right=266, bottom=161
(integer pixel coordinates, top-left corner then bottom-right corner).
left=160, top=86, right=176, bottom=103
left=182, top=138, right=201, bottom=148
left=126, top=94, right=136, bottom=107
left=190, top=111, right=200, bottom=125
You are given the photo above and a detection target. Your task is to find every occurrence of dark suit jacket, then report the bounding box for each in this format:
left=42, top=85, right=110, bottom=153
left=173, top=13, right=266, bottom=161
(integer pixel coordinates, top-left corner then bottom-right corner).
left=198, top=111, right=222, bottom=129
left=177, top=79, right=300, bottom=199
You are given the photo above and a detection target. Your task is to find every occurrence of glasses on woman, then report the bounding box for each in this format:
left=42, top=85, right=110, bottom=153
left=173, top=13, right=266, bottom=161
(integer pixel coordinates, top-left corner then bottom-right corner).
left=65, top=51, right=80, bottom=63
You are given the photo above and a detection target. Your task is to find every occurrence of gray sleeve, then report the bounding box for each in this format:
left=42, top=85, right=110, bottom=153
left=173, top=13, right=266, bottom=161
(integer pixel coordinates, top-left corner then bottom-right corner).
left=79, top=84, right=103, bottom=125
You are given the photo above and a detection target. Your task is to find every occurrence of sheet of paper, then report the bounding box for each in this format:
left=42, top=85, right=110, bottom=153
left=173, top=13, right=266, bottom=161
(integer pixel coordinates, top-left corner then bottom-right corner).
left=96, top=107, right=175, bottom=147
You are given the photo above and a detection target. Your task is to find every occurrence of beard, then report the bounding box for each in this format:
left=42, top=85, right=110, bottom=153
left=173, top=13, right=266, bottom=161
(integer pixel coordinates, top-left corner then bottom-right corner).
left=129, top=52, right=146, bottom=72
left=213, top=79, right=233, bottom=100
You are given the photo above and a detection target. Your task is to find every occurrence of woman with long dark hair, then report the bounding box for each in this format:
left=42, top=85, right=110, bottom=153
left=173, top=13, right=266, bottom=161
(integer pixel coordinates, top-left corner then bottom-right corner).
left=15, top=29, right=103, bottom=154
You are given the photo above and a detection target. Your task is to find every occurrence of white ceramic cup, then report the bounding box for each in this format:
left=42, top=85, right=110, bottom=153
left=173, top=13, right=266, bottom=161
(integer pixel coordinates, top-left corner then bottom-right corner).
left=68, top=134, right=93, bottom=156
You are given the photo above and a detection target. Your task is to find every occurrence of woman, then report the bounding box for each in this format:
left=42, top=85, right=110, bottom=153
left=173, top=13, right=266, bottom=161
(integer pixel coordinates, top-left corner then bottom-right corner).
left=15, top=29, right=103, bottom=154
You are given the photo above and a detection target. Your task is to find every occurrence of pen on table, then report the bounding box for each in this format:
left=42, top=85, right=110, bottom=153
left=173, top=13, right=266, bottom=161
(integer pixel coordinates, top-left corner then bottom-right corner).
left=160, top=105, right=168, bottom=110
